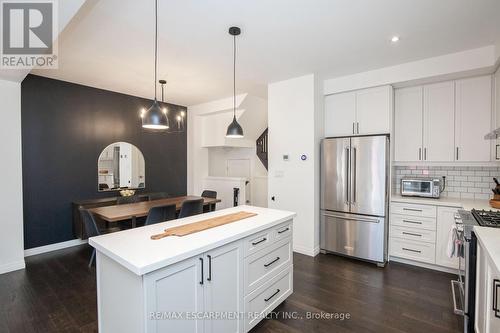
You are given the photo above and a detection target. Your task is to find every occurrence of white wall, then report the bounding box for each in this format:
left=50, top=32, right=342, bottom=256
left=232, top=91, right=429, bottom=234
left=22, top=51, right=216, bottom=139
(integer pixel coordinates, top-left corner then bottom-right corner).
left=324, top=46, right=497, bottom=95
left=0, top=79, right=25, bottom=274
left=268, top=74, right=323, bottom=256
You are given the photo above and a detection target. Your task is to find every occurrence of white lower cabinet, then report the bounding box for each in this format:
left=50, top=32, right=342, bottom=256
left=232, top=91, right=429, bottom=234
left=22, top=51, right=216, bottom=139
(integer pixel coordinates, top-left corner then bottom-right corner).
left=142, top=221, right=293, bottom=333
left=390, top=202, right=461, bottom=270
left=435, top=207, right=460, bottom=269
left=475, top=240, right=500, bottom=333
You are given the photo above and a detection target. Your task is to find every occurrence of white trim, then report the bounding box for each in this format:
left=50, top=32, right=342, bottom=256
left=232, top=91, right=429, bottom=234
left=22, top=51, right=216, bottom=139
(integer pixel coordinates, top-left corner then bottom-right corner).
left=293, top=244, right=320, bottom=257
left=24, top=239, right=87, bottom=257
left=389, top=256, right=461, bottom=274
left=0, top=260, right=25, bottom=275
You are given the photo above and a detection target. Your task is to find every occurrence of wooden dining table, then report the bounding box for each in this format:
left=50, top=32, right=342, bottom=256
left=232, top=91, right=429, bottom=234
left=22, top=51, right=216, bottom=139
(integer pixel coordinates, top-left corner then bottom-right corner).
left=89, top=195, right=221, bottom=228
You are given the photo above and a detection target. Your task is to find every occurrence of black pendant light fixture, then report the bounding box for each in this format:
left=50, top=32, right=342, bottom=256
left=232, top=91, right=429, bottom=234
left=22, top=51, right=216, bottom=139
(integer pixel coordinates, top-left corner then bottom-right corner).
left=225, top=26, right=244, bottom=138
left=141, top=0, right=169, bottom=130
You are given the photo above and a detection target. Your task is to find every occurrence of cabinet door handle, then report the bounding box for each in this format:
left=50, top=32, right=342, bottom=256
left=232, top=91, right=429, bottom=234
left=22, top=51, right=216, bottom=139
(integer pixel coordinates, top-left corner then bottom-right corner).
left=418, top=148, right=422, bottom=161
left=402, top=220, right=423, bottom=225
left=402, top=247, right=421, bottom=254
left=424, top=148, right=427, bottom=160
left=199, top=258, right=204, bottom=285
left=278, top=227, right=289, bottom=234
left=252, top=238, right=267, bottom=246
left=352, top=122, right=355, bottom=134
left=207, top=255, right=212, bottom=281
left=493, top=279, right=500, bottom=318
left=356, top=122, right=359, bottom=134
left=264, top=257, right=281, bottom=268
left=264, top=289, right=281, bottom=302
left=456, top=147, right=459, bottom=161
left=402, top=232, right=422, bottom=237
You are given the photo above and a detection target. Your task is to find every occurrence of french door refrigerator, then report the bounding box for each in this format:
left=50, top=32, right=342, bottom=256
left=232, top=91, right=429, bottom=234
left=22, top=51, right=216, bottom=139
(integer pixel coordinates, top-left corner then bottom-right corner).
left=320, top=135, right=389, bottom=265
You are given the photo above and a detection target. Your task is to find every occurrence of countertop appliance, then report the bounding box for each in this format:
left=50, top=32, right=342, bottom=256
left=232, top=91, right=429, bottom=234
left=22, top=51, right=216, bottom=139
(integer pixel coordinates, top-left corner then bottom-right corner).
left=401, top=177, right=441, bottom=198
left=320, top=135, right=389, bottom=265
left=454, top=209, right=500, bottom=332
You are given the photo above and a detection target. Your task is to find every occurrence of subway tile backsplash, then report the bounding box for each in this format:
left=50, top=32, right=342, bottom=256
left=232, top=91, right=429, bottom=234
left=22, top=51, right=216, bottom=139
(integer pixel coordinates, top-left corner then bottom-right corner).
left=392, top=166, right=500, bottom=200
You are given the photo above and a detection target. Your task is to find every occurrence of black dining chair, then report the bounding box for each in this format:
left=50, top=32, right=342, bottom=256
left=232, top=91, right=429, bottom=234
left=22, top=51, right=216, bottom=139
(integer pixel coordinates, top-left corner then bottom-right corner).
left=117, top=195, right=140, bottom=205
left=80, top=209, right=122, bottom=267
left=178, top=198, right=204, bottom=218
left=145, top=204, right=177, bottom=225
left=148, top=192, right=170, bottom=201
left=201, top=190, right=217, bottom=212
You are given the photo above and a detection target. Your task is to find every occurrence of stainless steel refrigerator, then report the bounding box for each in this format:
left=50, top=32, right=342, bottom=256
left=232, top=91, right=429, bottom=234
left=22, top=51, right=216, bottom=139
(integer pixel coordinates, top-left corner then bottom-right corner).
left=320, top=135, right=389, bottom=265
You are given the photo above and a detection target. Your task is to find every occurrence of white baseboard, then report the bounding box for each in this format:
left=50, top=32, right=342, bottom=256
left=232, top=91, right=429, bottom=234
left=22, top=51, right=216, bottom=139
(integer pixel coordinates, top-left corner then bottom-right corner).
left=293, top=244, right=320, bottom=257
left=389, top=256, right=461, bottom=275
left=24, top=239, right=87, bottom=257
left=0, top=260, right=26, bottom=275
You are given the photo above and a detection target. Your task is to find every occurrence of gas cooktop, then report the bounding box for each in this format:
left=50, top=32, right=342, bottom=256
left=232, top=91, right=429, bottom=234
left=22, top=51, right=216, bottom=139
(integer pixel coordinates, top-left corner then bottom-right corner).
left=471, top=209, right=500, bottom=227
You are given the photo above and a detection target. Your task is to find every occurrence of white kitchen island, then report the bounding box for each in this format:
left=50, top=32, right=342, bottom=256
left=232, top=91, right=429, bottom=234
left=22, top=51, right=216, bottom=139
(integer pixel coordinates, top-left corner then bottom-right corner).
left=89, top=205, right=296, bottom=333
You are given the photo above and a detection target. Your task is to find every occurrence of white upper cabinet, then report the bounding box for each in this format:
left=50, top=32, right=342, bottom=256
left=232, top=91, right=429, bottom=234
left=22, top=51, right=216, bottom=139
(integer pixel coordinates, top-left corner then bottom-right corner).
left=395, top=86, right=423, bottom=162
left=423, top=81, right=455, bottom=162
left=324, top=91, right=356, bottom=137
left=394, top=75, right=493, bottom=163
left=324, top=86, right=391, bottom=137
left=455, top=76, right=492, bottom=162
left=355, top=86, right=392, bottom=135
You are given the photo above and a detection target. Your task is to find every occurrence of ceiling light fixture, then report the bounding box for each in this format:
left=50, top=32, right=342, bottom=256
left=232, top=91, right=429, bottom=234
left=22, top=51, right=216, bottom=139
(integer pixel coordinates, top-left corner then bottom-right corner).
left=225, top=26, right=244, bottom=139
left=391, top=36, right=400, bottom=43
left=141, top=0, right=169, bottom=130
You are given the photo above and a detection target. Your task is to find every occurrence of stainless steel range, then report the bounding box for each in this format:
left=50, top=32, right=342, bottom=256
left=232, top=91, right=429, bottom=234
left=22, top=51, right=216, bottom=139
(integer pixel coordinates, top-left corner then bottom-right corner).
left=454, top=209, right=500, bottom=332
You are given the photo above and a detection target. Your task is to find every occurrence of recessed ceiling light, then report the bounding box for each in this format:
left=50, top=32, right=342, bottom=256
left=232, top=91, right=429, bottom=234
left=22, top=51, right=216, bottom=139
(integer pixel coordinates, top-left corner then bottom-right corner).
left=391, top=36, right=400, bottom=43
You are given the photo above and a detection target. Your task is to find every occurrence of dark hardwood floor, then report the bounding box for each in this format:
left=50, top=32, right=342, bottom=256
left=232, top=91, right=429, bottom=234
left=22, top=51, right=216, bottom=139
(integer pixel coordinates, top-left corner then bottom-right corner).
left=0, top=245, right=462, bottom=333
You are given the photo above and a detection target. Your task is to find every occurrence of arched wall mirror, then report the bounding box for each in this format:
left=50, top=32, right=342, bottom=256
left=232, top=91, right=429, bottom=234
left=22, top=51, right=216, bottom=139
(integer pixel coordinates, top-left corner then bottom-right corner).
left=97, top=142, right=145, bottom=192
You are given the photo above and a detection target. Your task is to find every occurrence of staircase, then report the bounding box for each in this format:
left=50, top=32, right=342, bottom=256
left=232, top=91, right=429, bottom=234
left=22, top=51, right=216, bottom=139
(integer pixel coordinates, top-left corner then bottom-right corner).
left=256, top=128, right=268, bottom=170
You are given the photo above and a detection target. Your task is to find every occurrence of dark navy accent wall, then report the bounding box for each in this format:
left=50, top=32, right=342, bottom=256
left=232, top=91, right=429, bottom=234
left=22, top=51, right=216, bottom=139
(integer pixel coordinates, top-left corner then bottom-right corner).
left=21, top=74, right=187, bottom=249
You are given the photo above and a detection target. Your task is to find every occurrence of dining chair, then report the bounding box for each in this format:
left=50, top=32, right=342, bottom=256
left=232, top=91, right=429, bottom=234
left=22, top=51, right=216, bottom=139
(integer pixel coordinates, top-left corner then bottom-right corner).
left=145, top=204, right=177, bottom=225
left=201, top=190, right=217, bottom=212
left=80, top=209, right=122, bottom=267
left=148, top=192, right=170, bottom=201
left=117, top=195, right=140, bottom=205
left=178, top=198, right=204, bottom=218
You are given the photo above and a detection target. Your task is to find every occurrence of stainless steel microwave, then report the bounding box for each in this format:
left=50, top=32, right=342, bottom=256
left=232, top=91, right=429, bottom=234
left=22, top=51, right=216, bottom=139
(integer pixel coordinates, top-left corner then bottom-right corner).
left=401, top=177, right=441, bottom=198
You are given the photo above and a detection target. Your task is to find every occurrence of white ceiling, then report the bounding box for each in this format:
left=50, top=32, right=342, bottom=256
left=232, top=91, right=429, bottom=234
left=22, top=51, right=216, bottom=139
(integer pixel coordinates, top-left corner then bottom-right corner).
left=32, top=0, right=500, bottom=106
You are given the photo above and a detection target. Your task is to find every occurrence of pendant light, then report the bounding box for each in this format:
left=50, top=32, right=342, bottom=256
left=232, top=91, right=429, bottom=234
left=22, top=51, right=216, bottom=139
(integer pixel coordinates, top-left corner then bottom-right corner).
left=141, top=0, right=169, bottom=130
left=225, top=26, right=244, bottom=138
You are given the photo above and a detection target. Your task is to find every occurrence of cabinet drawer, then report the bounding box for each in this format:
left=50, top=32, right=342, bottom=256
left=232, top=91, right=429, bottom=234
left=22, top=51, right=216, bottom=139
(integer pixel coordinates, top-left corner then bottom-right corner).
left=390, top=225, right=436, bottom=243
left=245, top=230, right=272, bottom=257
left=245, top=237, right=292, bottom=294
left=273, top=221, right=292, bottom=242
left=391, top=202, right=437, bottom=218
left=245, top=266, right=293, bottom=331
left=390, top=213, right=436, bottom=231
left=390, top=237, right=436, bottom=264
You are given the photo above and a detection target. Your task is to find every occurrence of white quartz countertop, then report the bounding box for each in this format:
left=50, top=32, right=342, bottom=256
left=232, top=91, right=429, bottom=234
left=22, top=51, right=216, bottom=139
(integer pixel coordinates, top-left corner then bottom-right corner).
left=89, top=205, right=296, bottom=276
left=474, top=226, right=500, bottom=273
left=391, top=194, right=498, bottom=211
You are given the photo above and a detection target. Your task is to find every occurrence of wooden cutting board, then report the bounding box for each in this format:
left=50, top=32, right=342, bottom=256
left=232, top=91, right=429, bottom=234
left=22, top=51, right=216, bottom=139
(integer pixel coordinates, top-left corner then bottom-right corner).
left=151, top=211, right=257, bottom=240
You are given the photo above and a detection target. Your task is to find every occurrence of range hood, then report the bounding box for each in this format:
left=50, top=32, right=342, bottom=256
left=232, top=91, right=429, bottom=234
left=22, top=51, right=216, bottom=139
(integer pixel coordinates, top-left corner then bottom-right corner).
left=485, top=128, right=500, bottom=140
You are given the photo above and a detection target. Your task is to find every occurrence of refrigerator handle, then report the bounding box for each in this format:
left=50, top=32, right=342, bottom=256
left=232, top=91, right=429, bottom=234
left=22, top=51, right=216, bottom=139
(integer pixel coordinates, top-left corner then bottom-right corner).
left=345, top=147, right=350, bottom=204
left=351, top=147, right=357, bottom=204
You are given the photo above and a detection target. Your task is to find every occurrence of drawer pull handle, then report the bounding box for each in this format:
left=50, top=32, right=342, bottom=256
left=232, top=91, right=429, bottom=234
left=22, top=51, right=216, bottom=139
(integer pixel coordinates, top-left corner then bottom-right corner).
left=402, top=232, right=422, bottom=237
left=493, top=279, right=500, bottom=318
left=278, top=227, right=290, bottom=234
left=402, top=247, right=421, bottom=254
left=252, top=238, right=267, bottom=246
left=199, top=258, right=204, bottom=285
left=403, top=208, right=423, bottom=212
left=403, top=220, right=422, bottom=225
left=264, top=288, right=281, bottom=302
left=264, top=257, right=280, bottom=268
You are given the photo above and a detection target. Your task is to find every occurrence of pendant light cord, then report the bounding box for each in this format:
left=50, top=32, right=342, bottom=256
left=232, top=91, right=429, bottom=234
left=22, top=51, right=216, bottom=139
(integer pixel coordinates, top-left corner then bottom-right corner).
left=233, top=33, right=236, bottom=119
left=154, top=0, right=158, bottom=100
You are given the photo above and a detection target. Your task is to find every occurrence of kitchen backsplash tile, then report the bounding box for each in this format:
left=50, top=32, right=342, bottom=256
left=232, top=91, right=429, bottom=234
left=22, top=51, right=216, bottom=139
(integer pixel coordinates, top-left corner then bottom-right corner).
left=392, top=166, right=500, bottom=200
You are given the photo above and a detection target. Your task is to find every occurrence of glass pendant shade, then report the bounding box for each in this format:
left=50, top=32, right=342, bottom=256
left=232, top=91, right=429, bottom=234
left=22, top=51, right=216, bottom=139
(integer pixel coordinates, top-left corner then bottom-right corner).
left=142, top=99, right=169, bottom=130
left=226, top=116, right=244, bottom=138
